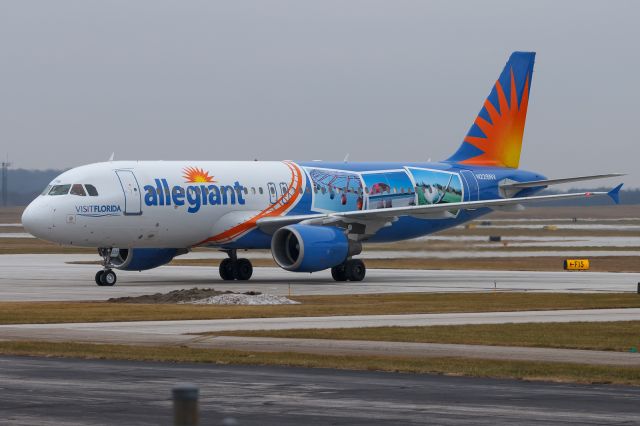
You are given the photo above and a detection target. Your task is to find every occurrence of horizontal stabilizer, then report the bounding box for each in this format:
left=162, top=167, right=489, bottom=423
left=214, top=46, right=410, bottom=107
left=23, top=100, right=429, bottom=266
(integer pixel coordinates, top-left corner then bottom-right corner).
left=500, top=173, right=625, bottom=190
left=607, top=183, right=623, bottom=204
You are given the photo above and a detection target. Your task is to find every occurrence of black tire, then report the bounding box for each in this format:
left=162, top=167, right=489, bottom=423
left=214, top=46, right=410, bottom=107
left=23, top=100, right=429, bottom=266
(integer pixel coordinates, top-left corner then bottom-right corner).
left=234, top=258, right=253, bottom=281
left=95, top=270, right=105, bottom=286
left=331, top=264, right=348, bottom=281
left=345, top=259, right=366, bottom=282
left=100, top=270, right=117, bottom=286
left=219, top=258, right=235, bottom=280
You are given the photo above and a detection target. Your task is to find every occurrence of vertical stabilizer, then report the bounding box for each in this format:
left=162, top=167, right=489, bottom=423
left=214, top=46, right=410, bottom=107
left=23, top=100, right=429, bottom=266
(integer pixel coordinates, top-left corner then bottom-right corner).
left=447, top=51, right=535, bottom=168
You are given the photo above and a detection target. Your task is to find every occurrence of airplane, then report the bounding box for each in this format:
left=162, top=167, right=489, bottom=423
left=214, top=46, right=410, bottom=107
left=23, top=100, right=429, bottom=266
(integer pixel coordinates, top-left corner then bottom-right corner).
left=21, top=51, right=624, bottom=286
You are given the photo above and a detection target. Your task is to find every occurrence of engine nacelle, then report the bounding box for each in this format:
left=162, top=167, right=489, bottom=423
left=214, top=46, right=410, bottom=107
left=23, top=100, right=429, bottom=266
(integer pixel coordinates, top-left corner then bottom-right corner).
left=105, top=248, right=187, bottom=271
left=271, top=225, right=360, bottom=273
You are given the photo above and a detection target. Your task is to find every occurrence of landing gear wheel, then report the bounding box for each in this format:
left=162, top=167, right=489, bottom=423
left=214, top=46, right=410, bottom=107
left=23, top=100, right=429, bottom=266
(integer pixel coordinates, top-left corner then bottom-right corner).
left=95, top=270, right=105, bottom=286
left=345, top=259, right=366, bottom=282
left=331, top=264, right=348, bottom=281
left=219, top=258, right=235, bottom=281
left=234, top=258, right=253, bottom=281
left=99, top=270, right=117, bottom=286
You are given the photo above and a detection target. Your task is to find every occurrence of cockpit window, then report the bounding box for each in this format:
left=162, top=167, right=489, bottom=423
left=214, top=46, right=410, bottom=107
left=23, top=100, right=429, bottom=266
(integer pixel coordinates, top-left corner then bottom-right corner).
left=49, top=184, right=71, bottom=196
left=85, top=184, right=99, bottom=196
left=70, top=184, right=87, bottom=196
left=41, top=185, right=52, bottom=196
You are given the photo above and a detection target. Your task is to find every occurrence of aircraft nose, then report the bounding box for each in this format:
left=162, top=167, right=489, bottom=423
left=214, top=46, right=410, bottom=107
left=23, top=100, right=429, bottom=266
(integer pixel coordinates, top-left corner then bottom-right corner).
left=22, top=200, right=52, bottom=239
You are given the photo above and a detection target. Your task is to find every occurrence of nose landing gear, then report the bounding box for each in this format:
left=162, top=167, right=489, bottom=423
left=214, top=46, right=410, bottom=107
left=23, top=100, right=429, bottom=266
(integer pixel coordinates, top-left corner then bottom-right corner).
left=219, top=249, right=253, bottom=281
left=95, top=248, right=117, bottom=286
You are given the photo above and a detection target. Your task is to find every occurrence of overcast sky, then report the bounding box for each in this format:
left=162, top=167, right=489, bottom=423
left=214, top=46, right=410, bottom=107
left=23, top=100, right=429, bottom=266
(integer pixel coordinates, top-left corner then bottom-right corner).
left=1, top=0, right=637, bottom=188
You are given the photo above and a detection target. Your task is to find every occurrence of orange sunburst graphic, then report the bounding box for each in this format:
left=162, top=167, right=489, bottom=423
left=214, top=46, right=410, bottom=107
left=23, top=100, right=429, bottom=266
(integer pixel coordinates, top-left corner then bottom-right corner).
left=183, top=167, right=216, bottom=183
left=461, top=69, right=530, bottom=169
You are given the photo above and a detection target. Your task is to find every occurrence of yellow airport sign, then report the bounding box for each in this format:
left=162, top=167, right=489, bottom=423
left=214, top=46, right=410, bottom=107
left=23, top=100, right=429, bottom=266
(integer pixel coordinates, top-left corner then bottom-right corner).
left=564, top=259, right=590, bottom=271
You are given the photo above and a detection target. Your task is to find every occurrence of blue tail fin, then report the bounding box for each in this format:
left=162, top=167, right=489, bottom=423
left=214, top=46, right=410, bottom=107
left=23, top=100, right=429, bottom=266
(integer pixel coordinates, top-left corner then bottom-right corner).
left=447, top=52, right=536, bottom=168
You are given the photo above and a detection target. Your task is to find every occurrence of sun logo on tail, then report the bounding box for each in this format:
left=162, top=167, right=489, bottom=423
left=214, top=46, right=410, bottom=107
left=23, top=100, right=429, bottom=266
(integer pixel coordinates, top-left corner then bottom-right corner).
left=461, top=69, right=531, bottom=168
left=183, top=167, right=216, bottom=183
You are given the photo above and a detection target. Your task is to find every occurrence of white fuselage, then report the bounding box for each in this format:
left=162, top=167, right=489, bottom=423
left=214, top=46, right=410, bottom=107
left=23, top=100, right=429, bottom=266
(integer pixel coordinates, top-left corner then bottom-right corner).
left=22, top=161, right=305, bottom=248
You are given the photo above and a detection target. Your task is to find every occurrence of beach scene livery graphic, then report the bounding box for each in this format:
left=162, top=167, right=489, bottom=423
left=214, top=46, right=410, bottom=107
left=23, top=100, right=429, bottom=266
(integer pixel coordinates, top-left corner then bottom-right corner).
left=306, top=167, right=364, bottom=213
left=406, top=168, right=463, bottom=206
left=361, top=170, right=415, bottom=210
left=305, top=167, right=463, bottom=213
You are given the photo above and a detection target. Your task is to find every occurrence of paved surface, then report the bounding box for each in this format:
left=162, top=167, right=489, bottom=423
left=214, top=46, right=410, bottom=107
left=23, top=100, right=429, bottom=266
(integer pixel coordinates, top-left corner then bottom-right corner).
left=3, top=309, right=640, bottom=365
left=2, top=356, right=640, bottom=425
left=3, top=308, right=639, bottom=334
left=197, top=336, right=640, bottom=366
left=1, top=254, right=639, bottom=301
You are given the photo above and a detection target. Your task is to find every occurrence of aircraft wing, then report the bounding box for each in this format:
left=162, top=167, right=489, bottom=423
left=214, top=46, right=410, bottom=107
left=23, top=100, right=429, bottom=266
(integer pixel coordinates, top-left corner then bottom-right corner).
left=256, top=185, right=623, bottom=237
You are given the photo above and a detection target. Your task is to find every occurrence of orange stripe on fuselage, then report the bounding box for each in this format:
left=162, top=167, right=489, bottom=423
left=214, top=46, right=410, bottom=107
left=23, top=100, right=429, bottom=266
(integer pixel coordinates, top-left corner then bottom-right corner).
left=194, top=161, right=304, bottom=246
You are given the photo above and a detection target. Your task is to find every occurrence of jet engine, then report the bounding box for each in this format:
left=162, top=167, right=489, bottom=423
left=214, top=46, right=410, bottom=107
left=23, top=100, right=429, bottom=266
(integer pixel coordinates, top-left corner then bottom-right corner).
left=271, top=224, right=361, bottom=273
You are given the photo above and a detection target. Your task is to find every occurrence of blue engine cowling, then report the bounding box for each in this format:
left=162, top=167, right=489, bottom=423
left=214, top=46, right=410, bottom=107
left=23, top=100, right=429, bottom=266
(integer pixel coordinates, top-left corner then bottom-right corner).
left=108, top=248, right=187, bottom=271
left=271, top=225, right=353, bottom=272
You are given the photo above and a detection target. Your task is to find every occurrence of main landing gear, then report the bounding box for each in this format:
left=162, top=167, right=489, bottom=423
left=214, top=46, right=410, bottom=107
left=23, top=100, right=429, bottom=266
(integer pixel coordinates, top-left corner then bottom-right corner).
left=331, top=259, right=366, bottom=282
left=219, top=249, right=253, bottom=281
left=95, top=248, right=117, bottom=286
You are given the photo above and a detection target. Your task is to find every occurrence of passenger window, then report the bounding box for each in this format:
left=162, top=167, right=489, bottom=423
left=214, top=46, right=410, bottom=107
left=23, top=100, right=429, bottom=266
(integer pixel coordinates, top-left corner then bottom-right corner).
left=49, top=184, right=71, bottom=196
left=259, top=187, right=264, bottom=195
left=251, top=187, right=256, bottom=195
left=41, top=185, right=52, bottom=196
left=85, top=184, right=99, bottom=196
left=70, top=184, right=87, bottom=196
left=243, top=187, right=248, bottom=195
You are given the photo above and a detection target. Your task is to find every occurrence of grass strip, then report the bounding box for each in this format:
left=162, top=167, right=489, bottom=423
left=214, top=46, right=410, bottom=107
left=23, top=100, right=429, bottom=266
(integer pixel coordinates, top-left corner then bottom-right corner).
left=214, top=321, right=640, bottom=353
left=2, top=293, right=640, bottom=324
left=1, top=340, right=640, bottom=386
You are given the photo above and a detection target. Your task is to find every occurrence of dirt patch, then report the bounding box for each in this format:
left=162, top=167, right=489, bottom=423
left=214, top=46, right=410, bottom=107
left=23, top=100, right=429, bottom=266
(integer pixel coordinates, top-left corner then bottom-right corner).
left=107, top=288, right=262, bottom=304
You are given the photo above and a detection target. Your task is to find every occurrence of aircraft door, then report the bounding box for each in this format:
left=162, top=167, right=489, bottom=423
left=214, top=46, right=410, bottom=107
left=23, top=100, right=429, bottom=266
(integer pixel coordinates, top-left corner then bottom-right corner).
left=460, top=170, right=479, bottom=201
left=267, top=182, right=277, bottom=204
left=115, top=170, right=142, bottom=215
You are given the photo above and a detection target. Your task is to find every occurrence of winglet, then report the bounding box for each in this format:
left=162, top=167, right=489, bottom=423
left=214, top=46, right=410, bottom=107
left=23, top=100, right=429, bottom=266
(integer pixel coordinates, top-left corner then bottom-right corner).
left=607, top=183, right=623, bottom=204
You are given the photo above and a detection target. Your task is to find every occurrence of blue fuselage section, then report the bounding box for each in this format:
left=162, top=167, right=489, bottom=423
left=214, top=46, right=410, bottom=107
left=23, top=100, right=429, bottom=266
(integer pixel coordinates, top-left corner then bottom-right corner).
left=227, top=161, right=545, bottom=248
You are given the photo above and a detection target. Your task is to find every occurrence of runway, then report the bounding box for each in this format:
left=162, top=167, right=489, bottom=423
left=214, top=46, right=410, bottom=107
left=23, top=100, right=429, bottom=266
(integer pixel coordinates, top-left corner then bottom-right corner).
left=2, top=355, right=639, bottom=425
left=1, top=254, right=639, bottom=301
